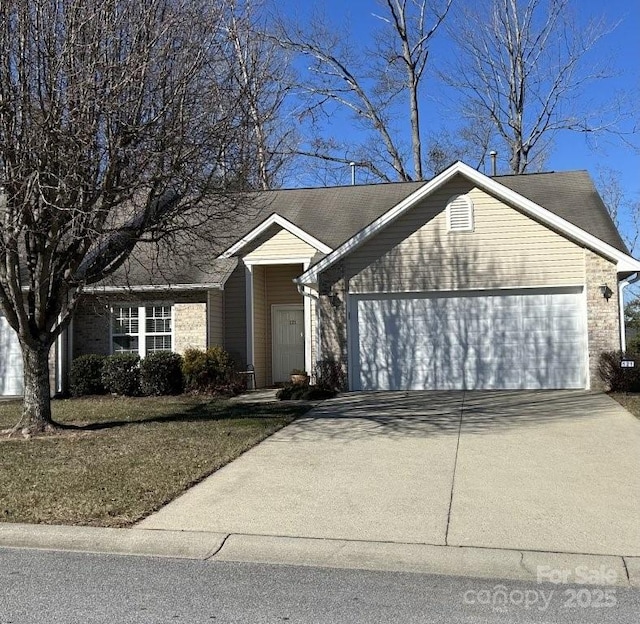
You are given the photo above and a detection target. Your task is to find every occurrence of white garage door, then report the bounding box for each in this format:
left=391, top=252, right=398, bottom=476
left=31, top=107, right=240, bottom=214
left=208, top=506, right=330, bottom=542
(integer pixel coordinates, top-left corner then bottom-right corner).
left=351, top=289, right=586, bottom=390
left=0, top=314, right=23, bottom=396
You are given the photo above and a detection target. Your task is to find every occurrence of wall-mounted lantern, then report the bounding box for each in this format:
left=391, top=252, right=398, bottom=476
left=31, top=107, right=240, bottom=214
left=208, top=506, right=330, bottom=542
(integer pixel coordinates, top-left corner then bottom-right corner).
left=329, top=292, right=342, bottom=309
left=600, top=284, right=613, bottom=301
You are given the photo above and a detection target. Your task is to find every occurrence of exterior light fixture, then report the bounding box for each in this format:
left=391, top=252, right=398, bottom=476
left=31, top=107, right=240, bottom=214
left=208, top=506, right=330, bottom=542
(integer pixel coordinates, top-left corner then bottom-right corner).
left=600, top=284, right=613, bottom=301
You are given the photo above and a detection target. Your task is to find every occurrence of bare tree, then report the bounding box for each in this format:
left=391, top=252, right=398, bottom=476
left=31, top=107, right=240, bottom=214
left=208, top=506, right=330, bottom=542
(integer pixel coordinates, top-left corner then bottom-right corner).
left=443, top=0, right=619, bottom=174
left=0, top=0, right=259, bottom=434
left=272, top=0, right=453, bottom=182
left=596, top=167, right=640, bottom=254
left=223, top=0, right=296, bottom=189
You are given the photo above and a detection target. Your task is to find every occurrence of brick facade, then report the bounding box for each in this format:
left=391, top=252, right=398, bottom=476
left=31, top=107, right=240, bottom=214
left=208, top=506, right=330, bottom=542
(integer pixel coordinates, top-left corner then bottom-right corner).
left=72, top=291, right=208, bottom=359
left=174, top=302, right=207, bottom=353
left=318, top=262, right=349, bottom=387
left=585, top=249, right=620, bottom=390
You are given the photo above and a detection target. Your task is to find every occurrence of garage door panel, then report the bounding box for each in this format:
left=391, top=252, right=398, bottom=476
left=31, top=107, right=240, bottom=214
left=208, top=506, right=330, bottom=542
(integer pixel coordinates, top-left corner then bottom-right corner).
left=353, top=289, right=586, bottom=391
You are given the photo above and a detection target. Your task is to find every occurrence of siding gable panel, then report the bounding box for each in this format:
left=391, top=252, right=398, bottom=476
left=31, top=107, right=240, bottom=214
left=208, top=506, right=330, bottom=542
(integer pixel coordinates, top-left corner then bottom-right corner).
left=244, top=226, right=319, bottom=261
left=347, top=178, right=586, bottom=293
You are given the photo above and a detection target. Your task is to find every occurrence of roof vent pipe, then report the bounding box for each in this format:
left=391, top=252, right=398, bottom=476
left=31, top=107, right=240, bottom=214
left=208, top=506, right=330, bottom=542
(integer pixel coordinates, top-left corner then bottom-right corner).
left=490, top=151, right=497, bottom=176
left=350, top=162, right=356, bottom=186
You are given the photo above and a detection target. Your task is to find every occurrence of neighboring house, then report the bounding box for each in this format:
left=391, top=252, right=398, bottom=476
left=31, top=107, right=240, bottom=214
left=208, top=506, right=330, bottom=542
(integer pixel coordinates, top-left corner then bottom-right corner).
left=2, top=161, right=639, bottom=395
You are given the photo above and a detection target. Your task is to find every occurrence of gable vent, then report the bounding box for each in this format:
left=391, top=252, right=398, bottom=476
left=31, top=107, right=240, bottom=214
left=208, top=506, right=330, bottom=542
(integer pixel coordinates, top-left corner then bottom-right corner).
left=447, top=194, right=474, bottom=232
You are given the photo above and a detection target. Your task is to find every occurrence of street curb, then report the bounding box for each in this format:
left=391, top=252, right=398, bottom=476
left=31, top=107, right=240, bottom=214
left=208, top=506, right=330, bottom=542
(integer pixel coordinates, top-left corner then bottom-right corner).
left=0, top=523, right=227, bottom=560
left=0, top=523, right=636, bottom=588
left=213, top=534, right=633, bottom=587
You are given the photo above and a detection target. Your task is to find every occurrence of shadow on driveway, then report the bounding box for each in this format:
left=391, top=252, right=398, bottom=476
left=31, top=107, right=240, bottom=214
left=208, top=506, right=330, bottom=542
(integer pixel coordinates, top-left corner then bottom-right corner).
left=279, top=390, right=612, bottom=441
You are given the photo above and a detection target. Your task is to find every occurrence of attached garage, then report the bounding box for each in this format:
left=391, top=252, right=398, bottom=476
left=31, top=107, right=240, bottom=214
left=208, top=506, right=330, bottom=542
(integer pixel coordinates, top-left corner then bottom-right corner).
left=350, top=288, right=587, bottom=390
left=0, top=314, right=23, bottom=396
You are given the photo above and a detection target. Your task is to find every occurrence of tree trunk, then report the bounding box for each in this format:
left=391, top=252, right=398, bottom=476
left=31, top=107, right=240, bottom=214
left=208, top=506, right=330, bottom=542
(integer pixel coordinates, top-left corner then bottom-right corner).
left=19, top=342, right=56, bottom=434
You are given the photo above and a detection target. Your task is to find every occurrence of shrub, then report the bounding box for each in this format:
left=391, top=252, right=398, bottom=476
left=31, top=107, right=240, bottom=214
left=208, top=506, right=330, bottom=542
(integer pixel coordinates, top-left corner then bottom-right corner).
left=69, top=354, right=107, bottom=396
left=101, top=353, right=141, bottom=396
left=140, top=352, right=184, bottom=396
left=276, top=383, right=336, bottom=401
left=627, top=335, right=640, bottom=355
left=182, top=346, right=242, bottom=395
left=315, top=358, right=347, bottom=392
left=598, top=350, right=640, bottom=392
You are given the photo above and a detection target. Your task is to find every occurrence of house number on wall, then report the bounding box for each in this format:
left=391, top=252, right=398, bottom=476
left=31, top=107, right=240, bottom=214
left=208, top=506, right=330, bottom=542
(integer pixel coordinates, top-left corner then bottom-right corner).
left=289, top=320, right=297, bottom=325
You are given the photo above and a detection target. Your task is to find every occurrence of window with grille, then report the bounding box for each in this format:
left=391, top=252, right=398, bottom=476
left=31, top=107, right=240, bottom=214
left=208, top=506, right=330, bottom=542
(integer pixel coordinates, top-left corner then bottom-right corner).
left=446, top=194, right=474, bottom=232
left=111, top=304, right=173, bottom=357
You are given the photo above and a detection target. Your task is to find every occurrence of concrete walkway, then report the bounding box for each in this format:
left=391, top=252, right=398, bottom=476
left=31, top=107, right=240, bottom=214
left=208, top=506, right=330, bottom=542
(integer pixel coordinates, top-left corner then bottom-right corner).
left=139, top=390, right=640, bottom=557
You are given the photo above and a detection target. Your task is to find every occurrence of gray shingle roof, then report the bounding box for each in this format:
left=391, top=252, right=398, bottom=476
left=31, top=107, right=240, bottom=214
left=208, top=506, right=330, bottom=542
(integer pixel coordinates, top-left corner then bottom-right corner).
left=242, top=182, right=425, bottom=250
left=233, top=170, right=628, bottom=255
left=494, top=170, right=628, bottom=254
left=102, top=168, right=627, bottom=287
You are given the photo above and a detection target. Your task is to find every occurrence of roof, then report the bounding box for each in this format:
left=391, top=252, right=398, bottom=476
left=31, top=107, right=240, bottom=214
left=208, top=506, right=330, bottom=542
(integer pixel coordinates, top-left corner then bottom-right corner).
left=225, top=169, right=627, bottom=256
left=296, top=161, right=640, bottom=285
left=233, top=181, right=426, bottom=250
left=94, top=163, right=632, bottom=288
left=495, top=170, right=628, bottom=254
left=91, top=246, right=238, bottom=292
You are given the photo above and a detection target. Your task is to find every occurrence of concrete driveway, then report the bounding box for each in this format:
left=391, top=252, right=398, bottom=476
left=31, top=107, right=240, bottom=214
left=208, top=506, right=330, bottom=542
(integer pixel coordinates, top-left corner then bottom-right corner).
left=139, top=391, right=640, bottom=557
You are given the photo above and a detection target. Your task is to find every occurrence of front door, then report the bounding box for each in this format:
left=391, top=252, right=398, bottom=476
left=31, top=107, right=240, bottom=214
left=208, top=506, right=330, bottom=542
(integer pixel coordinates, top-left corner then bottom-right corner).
left=272, top=306, right=305, bottom=383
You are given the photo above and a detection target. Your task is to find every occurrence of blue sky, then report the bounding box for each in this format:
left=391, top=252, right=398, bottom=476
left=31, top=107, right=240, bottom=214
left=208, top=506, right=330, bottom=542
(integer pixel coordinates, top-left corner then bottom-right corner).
left=274, top=0, right=639, bottom=240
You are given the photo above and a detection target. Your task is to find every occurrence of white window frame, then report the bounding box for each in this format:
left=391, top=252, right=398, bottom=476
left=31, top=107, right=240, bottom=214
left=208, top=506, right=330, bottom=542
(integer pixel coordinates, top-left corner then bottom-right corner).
left=110, top=303, right=174, bottom=358
left=446, top=194, right=474, bottom=232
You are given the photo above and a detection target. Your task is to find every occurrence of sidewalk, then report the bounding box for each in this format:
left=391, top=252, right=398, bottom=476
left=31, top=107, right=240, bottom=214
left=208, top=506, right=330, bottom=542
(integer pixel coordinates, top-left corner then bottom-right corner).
left=0, top=522, right=638, bottom=588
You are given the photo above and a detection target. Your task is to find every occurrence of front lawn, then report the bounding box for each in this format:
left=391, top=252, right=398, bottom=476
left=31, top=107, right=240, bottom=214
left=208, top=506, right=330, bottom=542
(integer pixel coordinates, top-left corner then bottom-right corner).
left=0, top=396, right=306, bottom=527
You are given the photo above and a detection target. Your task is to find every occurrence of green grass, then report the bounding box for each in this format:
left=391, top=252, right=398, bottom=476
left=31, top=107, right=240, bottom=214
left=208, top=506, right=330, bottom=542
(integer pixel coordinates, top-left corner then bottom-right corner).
left=0, top=396, right=307, bottom=527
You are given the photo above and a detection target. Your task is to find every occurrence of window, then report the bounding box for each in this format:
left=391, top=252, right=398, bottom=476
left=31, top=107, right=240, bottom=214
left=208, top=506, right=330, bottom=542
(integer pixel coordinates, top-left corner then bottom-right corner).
left=446, top=194, right=474, bottom=232
left=111, top=304, right=173, bottom=357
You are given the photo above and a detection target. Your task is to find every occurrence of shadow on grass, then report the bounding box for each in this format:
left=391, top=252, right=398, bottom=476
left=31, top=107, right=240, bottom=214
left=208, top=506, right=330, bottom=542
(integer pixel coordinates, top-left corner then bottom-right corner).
left=56, top=400, right=307, bottom=432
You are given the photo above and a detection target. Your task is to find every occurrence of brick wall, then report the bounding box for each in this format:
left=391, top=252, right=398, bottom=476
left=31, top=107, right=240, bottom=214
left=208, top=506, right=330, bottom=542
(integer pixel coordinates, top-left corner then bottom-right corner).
left=73, top=291, right=209, bottom=358
left=318, top=262, right=349, bottom=386
left=174, top=302, right=207, bottom=353
left=585, top=249, right=620, bottom=390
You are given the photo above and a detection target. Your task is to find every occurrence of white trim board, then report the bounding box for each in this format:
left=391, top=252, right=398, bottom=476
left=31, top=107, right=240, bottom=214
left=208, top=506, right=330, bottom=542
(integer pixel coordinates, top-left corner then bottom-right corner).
left=244, top=257, right=313, bottom=267
left=85, top=283, right=226, bottom=293
left=296, top=161, right=640, bottom=285
left=220, top=213, right=332, bottom=258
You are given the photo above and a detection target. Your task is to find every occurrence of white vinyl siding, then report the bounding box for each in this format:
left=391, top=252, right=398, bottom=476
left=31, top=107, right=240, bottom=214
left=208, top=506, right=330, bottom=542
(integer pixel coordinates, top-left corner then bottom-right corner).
left=347, top=177, right=586, bottom=293
left=350, top=288, right=587, bottom=391
left=207, top=290, right=224, bottom=347
left=111, top=304, right=173, bottom=357
left=244, top=227, right=318, bottom=261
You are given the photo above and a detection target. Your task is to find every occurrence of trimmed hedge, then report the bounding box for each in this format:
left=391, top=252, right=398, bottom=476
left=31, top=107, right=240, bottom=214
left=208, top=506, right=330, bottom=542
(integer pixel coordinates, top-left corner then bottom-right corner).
left=598, top=350, right=640, bottom=392
left=140, top=351, right=184, bottom=396
left=101, top=353, right=141, bottom=396
left=70, top=354, right=107, bottom=396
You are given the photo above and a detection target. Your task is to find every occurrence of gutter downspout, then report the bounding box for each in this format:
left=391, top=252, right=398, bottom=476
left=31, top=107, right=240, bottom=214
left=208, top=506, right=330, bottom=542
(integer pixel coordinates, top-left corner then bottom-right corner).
left=618, top=273, right=640, bottom=352
left=296, top=283, right=318, bottom=302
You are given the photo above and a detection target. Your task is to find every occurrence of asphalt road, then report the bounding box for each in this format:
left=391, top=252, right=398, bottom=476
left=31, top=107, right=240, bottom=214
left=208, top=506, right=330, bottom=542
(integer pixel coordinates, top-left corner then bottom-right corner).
left=1, top=548, right=639, bottom=623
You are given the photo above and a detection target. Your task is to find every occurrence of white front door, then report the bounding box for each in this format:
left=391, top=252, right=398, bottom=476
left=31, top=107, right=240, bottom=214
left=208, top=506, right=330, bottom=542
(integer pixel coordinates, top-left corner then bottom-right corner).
left=272, top=306, right=305, bottom=383
left=0, top=314, right=24, bottom=396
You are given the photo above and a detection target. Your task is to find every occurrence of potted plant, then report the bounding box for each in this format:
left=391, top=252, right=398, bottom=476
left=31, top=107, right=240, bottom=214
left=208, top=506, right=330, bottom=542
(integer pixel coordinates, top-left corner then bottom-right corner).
left=290, top=369, right=309, bottom=385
